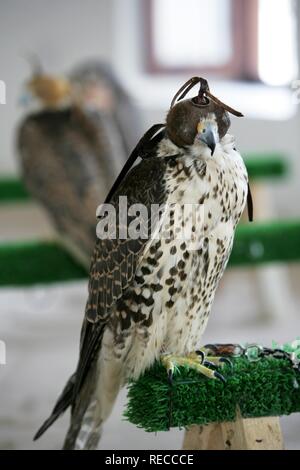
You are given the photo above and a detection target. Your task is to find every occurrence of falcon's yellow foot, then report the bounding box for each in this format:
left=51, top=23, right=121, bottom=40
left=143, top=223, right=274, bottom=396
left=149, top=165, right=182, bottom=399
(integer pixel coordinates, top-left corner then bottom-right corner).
left=161, top=350, right=232, bottom=384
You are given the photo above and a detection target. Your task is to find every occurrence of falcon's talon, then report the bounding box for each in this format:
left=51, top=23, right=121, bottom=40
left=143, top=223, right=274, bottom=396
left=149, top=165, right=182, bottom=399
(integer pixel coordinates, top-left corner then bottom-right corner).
left=161, top=351, right=229, bottom=384
left=200, top=354, right=232, bottom=369
left=219, top=357, right=233, bottom=372
left=195, top=350, right=205, bottom=363
left=214, top=370, right=227, bottom=383
left=203, top=360, right=217, bottom=369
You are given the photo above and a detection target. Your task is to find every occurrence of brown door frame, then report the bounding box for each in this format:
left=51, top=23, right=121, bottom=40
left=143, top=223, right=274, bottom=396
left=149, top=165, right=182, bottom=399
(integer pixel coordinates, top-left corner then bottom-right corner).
left=144, top=0, right=259, bottom=80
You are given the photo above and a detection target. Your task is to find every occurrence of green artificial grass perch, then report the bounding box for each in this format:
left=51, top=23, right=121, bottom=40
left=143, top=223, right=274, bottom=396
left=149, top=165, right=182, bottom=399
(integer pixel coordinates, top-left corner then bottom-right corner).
left=124, top=356, right=300, bottom=433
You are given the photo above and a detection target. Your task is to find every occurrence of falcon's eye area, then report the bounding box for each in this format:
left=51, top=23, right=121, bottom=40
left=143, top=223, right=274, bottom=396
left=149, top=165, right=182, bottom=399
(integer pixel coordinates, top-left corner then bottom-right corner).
left=196, top=122, right=207, bottom=135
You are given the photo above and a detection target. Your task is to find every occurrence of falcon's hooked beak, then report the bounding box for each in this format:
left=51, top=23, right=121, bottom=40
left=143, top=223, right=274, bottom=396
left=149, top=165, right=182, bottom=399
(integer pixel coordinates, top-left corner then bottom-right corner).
left=196, top=121, right=218, bottom=156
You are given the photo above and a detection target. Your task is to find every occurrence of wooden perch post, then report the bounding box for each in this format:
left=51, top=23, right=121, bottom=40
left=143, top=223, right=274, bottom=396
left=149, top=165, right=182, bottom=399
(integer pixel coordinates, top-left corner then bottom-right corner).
left=182, top=409, right=284, bottom=450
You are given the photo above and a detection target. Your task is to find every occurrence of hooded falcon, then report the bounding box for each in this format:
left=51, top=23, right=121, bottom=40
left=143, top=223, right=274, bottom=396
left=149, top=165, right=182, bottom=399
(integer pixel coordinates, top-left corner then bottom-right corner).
left=34, top=77, right=251, bottom=450
left=17, top=60, right=127, bottom=267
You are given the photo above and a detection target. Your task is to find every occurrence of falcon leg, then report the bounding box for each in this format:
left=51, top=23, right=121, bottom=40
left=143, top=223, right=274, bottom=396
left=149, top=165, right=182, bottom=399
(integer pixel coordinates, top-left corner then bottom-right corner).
left=161, top=350, right=231, bottom=384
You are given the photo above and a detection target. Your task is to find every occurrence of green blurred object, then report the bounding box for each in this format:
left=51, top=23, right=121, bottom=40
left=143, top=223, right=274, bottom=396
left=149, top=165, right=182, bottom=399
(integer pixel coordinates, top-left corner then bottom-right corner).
left=244, top=153, right=289, bottom=180
left=0, top=220, right=300, bottom=285
left=0, top=240, right=87, bottom=286
left=0, top=155, right=288, bottom=204
left=124, top=356, right=300, bottom=432
left=0, top=177, right=30, bottom=203
left=230, top=220, right=300, bottom=266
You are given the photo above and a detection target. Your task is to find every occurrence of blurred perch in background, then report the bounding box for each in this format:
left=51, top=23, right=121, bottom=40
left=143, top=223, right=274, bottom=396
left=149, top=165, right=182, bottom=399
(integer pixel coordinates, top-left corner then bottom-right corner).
left=16, top=58, right=141, bottom=268
left=0, top=153, right=295, bottom=286
left=243, top=153, right=292, bottom=322
left=0, top=220, right=300, bottom=286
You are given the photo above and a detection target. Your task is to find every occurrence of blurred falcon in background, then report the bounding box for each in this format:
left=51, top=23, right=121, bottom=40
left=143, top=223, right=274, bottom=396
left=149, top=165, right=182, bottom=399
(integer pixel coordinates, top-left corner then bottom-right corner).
left=34, top=77, right=251, bottom=449
left=17, top=58, right=139, bottom=267
left=69, top=60, right=142, bottom=156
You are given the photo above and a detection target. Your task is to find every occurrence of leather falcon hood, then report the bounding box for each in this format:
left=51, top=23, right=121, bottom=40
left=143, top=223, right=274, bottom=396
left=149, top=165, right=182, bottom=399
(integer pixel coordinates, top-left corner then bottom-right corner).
left=166, top=77, right=243, bottom=148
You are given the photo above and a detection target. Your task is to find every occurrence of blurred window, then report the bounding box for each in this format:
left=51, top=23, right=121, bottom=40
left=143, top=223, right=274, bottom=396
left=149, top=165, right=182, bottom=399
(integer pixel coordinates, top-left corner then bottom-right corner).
left=146, top=0, right=297, bottom=85
left=258, top=0, right=297, bottom=85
